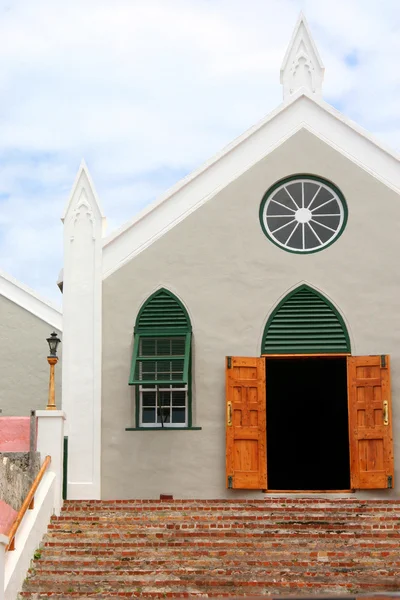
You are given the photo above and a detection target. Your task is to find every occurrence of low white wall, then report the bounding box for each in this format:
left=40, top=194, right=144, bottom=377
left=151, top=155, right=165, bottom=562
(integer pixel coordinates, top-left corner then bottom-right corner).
left=4, top=471, right=55, bottom=600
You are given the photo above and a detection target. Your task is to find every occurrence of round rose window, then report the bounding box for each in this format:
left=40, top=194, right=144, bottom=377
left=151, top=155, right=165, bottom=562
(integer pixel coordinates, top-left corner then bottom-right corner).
left=259, top=176, right=347, bottom=253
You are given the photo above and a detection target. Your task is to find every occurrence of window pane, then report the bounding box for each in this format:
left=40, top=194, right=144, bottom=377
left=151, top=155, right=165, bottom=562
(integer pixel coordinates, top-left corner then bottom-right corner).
left=304, top=223, right=320, bottom=250
left=172, top=408, right=186, bottom=423
left=266, top=201, right=293, bottom=216
left=272, top=187, right=297, bottom=211
left=159, top=390, right=171, bottom=406
left=170, top=338, right=186, bottom=355
left=140, top=360, right=156, bottom=379
left=137, top=359, right=184, bottom=382
left=309, top=220, right=334, bottom=244
left=140, top=338, right=157, bottom=356
left=303, top=182, right=320, bottom=208
left=142, top=391, right=156, bottom=407
left=285, top=182, right=302, bottom=208
left=272, top=221, right=296, bottom=245
left=142, top=408, right=156, bottom=423
left=139, top=337, right=186, bottom=357
left=288, top=223, right=302, bottom=249
left=157, top=408, right=170, bottom=424
left=171, top=391, right=186, bottom=407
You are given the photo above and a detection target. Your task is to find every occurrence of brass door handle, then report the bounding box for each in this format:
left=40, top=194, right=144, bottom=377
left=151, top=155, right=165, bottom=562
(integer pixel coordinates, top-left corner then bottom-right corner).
left=227, top=401, right=232, bottom=426
left=383, top=401, right=389, bottom=426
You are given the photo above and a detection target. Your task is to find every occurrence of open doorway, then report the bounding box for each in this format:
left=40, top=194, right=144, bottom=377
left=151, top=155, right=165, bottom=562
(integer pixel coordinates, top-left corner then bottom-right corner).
left=266, top=356, right=350, bottom=490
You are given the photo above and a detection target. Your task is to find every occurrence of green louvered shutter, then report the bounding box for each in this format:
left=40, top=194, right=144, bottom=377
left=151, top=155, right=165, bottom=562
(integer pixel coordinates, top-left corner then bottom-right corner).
left=130, top=289, right=192, bottom=385
left=136, top=289, right=190, bottom=333
left=262, top=285, right=350, bottom=354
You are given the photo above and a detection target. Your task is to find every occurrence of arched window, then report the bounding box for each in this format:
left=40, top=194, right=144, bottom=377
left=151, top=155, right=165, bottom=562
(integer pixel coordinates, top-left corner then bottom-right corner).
left=261, top=284, right=350, bottom=354
left=129, top=289, right=192, bottom=427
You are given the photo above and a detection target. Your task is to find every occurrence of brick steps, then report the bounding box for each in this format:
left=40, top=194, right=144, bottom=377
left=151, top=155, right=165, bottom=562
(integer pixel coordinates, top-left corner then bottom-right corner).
left=21, top=498, right=400, bottom=598
left=27, top=566, right=400, bottom=580
left=36, top=551, right=400, bottom=565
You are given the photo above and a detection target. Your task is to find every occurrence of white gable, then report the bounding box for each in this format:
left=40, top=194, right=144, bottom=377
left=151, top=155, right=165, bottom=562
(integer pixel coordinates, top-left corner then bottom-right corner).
left=0, top=269, right=62, bottom=330
left=102, top=90, right=400, bottom=279
left=280, top=12, right=324, bottom=100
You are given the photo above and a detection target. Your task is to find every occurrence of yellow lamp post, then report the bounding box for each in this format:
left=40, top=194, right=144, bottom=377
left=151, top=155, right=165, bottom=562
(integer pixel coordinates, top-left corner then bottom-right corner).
left=46, top=332, right=61, bottom=410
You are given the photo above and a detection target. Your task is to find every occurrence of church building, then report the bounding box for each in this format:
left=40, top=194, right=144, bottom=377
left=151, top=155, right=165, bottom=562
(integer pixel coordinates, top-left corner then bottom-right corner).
left=60, top=14, right=398, bottom=500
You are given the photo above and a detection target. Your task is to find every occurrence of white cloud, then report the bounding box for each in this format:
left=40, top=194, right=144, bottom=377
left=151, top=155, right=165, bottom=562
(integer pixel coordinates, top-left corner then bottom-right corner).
left=0, top=0, right=399, bottom=302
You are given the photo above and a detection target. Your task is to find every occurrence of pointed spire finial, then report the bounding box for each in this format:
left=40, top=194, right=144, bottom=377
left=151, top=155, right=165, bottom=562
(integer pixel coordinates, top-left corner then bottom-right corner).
left=280, top=12, right=325, bottom=100
left=62, top=159, right=106, bottom=224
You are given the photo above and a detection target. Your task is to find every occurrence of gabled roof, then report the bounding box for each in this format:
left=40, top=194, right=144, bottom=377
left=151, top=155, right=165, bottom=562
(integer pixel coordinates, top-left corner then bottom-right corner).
left=0, top=269, right=62, bottom=330
left=102, top=89, right=400, bottom=279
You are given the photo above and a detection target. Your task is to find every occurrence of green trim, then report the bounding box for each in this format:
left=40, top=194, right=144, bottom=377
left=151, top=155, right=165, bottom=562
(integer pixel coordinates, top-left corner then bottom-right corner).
left=188, top=348, right=192, bottom=427
left=125, top=427, right=202, bottom=431
left=129, top=332, right=191, bottom=385
left=261, top=284, right=351, bottom=355
left=183, top=333, right=191, bottom=383
left=135, top=382, right=140, bottom=428
left=62, top=436, right=68, bottom=500
left=135, top=288, right=192, bottom=333
left=259, top=174, right=348, bottom=255
left=135, top=330, right=189, bottom=336
left=129, top=333, right=140, bottom=385
left=131, top=288, right=193, bottom=427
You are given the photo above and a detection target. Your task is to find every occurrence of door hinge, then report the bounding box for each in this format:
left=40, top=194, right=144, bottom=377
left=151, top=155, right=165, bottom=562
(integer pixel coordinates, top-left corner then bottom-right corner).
left=387, top=475, right=393, bottom=489
left=381, top=355, right=387, bottom=368
left=227, top=356, right=232, bottom=369
left=228, top=476, right=233, bottom=489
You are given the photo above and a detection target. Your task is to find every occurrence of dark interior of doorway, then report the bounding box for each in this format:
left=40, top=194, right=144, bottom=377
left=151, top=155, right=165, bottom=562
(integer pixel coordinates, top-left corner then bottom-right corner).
left=266, top=357, right=350, bottom=490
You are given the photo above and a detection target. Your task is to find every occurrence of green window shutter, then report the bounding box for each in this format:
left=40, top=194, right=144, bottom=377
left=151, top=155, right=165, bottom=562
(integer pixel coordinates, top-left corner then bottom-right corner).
left=130, top=289, right=192, bottom=386
left=262, top=285, right=350, bottom=354
left=129, top=333, right=191, bottom=385
left=135, top=289, right=191, bottom=333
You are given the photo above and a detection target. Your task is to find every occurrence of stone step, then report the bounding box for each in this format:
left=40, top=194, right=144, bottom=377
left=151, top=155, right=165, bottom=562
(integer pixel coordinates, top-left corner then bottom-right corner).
left=60, top=504, right=400, bottom=513
left=22, top=498, right=400, bottom=599
left=30, top=562, right=400, bottom=578
left=40, top=540, right=400, bottom=555
left=47, top=522, right=400, bottom=534
left=42, top=530, right=400, bottom=545
left=21, top=577, right=400, bottom=595
left=60, top=501, right=400, bottom=511
left=34, top=552, right=400, bottom=567
left=18, top=590, right=400, bottom=600
left=54, top=508, right=400, bottom=517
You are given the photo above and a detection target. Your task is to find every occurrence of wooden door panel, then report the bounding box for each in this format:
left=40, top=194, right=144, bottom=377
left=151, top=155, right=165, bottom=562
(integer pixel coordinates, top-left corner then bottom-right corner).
left=347, top=355, right=394, bottom=489
left=226, top=357, right=267, bottom=489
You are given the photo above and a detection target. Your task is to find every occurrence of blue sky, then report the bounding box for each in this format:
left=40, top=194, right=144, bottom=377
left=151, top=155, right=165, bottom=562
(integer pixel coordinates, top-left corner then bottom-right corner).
left=0, top=0, right=399, bottom=304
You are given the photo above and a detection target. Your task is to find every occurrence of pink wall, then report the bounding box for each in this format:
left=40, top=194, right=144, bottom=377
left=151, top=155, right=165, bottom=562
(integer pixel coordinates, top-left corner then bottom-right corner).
left=0, top=417, right=31, bottom=451
left=0, top=500, right=17, bottom=535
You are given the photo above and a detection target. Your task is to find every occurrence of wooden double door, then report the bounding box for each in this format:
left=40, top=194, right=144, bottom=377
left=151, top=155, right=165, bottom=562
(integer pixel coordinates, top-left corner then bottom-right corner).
left=226, top=355, right=394, bottom=491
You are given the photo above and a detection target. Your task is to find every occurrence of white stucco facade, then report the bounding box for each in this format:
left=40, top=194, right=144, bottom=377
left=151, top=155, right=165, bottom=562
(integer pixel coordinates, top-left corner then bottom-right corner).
left=59, top=14, right=400, bottom=500
left=0, top=271, right=62, bottom=416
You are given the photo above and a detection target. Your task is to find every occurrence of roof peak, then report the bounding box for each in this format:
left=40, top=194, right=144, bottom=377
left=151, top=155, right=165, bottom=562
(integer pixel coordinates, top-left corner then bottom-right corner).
left=62, top=159, right=106, bottom=222
left=280, top=12, right=325, bottom=101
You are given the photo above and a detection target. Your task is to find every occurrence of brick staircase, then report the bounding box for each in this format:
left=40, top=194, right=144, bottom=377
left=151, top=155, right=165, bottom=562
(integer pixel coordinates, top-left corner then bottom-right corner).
left=21, top=497, right=400, bottom=598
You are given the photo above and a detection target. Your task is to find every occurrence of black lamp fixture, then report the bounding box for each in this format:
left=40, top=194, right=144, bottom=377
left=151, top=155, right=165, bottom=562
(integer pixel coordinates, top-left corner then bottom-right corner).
left=47, top=332, right=61, bottom=357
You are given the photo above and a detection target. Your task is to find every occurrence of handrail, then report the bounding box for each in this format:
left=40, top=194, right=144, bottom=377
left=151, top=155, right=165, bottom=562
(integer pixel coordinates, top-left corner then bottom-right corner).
left=6, top=455, right=51, bottom=552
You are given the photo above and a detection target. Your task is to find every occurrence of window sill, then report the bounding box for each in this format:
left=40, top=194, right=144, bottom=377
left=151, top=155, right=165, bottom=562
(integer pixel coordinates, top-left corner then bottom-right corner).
left=125, top=426, right=202, bottom=431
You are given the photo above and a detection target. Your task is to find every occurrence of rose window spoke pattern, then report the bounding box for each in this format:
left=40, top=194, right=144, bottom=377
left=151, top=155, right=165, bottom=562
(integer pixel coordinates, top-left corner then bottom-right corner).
left=261, top=178, right=346, bottom=252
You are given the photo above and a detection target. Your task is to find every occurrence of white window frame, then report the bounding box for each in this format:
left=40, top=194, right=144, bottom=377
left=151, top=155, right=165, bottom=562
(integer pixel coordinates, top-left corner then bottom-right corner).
left=139, top=384, right=188, bottom=428
left=261, top=177, right=346, bottom=253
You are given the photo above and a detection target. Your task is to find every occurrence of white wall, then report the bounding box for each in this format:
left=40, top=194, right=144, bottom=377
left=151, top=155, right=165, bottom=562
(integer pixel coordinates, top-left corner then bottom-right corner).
left=101, top=128, right=400, bottom=499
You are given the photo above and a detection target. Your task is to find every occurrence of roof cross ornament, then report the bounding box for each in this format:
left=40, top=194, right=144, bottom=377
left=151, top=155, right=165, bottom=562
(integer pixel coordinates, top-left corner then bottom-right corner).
left=280, top=12, right=325, bottom=100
